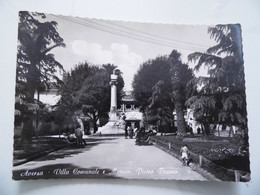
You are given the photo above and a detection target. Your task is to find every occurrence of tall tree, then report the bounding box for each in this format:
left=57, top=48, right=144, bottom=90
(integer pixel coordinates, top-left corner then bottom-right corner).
left=187, top=24, right=247, bottom=139
left=55, top=62, right=93, bottom=128
left=132, top=52, right=193, bottom=134
left=16, top=11, right=65, bottom=101
left=169, top=50, right=194, bottom=136
left=15, top=11, right=65, bottom=142
left=59, top=62, right=93, bottom=111
left=77, top=70, right=110, bottom=133
left=208, top=24, right=247, bottom=129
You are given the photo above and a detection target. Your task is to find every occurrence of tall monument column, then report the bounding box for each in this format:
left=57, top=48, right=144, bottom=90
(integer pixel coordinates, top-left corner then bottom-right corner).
left=109, top=70, right=118, bottom=121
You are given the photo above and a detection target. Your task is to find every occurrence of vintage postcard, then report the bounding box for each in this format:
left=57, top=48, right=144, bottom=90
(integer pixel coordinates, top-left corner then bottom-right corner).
left=13, top=11, right=250, bottom=182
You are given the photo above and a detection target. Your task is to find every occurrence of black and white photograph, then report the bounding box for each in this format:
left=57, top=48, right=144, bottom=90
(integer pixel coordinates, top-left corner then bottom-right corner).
left=12, top=11, right=250, bottom=182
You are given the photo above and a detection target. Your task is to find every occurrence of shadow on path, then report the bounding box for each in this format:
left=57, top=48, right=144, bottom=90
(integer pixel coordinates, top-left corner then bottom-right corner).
left=30, top=137, right=118, bottom=162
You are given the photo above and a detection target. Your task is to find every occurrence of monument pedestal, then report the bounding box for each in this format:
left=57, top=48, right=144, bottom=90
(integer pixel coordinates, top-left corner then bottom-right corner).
left=109, top=111, right=119, bottom=122
left=96, top=121, right=125, bottom=136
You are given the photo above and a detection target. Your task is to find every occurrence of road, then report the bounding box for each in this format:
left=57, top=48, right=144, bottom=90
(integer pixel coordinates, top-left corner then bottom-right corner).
left=13, top=137, right=206, bottom=180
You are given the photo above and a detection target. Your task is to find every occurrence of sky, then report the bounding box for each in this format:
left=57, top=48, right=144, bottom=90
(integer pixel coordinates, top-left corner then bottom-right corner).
left=44, top=13, right=217, bottom=90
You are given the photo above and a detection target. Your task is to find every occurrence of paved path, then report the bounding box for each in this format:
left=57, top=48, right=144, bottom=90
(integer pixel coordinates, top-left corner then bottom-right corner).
left=13, top=137, right=206, bottom=180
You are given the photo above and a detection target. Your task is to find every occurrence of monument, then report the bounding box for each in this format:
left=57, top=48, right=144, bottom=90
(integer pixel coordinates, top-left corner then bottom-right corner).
left=96, top=70, right=143, bottom=135
left=109, top=70, right=119, bottom=121
left=96, top=69, right=125, bottom=135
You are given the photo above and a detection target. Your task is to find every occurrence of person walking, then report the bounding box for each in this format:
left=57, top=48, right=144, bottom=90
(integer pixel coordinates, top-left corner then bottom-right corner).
left=124, top=125, right=128, bottom=139
left=75, top=125, right=86, bottom=148
left=180, top=144, right=189, bottom=166
left=197, top=127, right=201, bottom=134
left=134, top=126, right=139, bottom=138
left=127, top=125, right=133, bottom=139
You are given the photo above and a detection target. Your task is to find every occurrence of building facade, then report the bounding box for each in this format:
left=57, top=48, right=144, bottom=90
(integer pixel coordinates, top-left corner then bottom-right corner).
left=118, top=91, right=143, bottom=128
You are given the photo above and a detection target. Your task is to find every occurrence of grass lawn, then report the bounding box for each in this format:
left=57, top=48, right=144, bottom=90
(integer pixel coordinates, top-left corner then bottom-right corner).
left=153, top=134, right=250, bottom=173
left=13, top=136, right=68, bottom=165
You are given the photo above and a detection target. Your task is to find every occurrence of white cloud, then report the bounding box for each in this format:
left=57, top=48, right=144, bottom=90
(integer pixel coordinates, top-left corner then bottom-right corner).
left=71, top=40, right=143, bottom=90
left=71, top=40, right=113, bottom=64
left=111, top=43, right=142, bottom=67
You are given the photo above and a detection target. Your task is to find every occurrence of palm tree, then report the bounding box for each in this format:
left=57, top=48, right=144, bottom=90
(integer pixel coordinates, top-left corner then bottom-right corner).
left=169, top=50, right=193, bottom=136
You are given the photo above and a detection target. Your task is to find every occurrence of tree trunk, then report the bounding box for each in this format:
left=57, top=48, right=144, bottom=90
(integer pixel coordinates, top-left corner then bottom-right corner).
left=34, top=89, right=40, bottom=139
left=19, top=118, right=33, bottom=145
left=93, top=113, right=98, bottom=133
left=201, top=125, right=204, bottom=135
left=201, top=125, right=204, bottom=136
left=27, top=65, right=39, bottom=101
left=204, top=123, right=210, bottom=136
left=217, top=124, right=220, bottom=137
left=175, top=101, right=186, bottom=136
left=228, top=125, right=234, bottom=137
left=93, top=120, right=98, bottom=133
left=201, top=124, right=210, bottom=137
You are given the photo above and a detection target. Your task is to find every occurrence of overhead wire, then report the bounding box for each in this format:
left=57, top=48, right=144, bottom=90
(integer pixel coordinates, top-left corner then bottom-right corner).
left=52, top=15, right=209, bottom=52
left=84, top=18, right=211, bottom=49
left=77, top=17, right=210, bottom=51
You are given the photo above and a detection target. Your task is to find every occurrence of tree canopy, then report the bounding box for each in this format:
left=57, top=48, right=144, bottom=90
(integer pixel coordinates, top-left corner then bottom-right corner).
left=132, top=56, right=171, bottom=112
left=16, top=11, right=65, bottom=101
left=132, top=51, right=193, bottom=134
